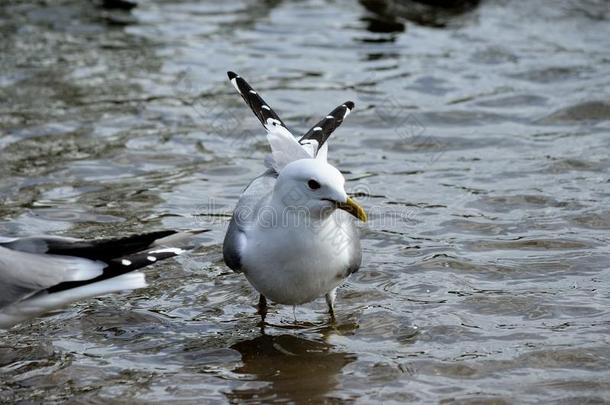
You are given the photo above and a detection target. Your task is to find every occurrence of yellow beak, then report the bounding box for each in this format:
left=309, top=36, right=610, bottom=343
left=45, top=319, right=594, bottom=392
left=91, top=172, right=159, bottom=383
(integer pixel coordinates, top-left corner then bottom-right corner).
left=335, top=197, right=367, bottom=222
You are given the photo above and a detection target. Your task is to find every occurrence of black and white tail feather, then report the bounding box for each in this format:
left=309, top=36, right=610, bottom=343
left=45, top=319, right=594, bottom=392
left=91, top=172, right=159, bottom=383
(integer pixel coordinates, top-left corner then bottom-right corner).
left=0, top=229, right=206, bottom=329
left=227, top=71, right=354, bottom=168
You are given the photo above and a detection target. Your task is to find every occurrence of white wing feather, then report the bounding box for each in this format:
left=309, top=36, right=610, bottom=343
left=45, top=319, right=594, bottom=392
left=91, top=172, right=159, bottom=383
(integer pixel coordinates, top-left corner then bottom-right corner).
left=265, top=119, right=312, bottom=172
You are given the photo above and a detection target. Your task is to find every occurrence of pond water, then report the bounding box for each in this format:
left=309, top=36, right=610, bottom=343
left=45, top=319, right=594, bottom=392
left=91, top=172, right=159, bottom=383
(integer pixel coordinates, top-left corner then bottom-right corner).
left=1, top=0, right=609, bottom=403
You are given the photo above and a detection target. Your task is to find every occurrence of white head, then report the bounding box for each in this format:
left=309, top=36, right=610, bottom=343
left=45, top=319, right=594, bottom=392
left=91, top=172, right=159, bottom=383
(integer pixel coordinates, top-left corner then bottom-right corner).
left=273, top=158, right=367, bottom=222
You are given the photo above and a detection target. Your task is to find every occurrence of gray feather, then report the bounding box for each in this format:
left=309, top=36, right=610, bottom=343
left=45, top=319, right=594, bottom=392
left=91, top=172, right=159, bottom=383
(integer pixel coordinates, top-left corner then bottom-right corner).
left=223, top=219, right=244, bottom=271
left=223, top=170, right=277, bottom=273
left=0, top=236, right=81, bottom=254
left=0, top=246, right=104, bottom=308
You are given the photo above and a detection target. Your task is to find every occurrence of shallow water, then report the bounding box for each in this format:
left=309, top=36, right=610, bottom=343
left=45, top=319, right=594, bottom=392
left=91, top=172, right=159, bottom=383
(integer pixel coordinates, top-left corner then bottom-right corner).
left=1, top=0, right=610, bottom=403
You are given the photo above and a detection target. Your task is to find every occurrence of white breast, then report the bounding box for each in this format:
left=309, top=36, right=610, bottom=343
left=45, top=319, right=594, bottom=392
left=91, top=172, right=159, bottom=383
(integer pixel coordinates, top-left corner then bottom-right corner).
left=241, top=214, right=352, bottom=305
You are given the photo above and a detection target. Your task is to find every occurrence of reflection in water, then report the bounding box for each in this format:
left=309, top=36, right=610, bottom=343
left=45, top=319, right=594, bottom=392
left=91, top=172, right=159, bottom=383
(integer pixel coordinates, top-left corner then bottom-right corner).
left=360, top=0, right=480, bottom=28
left=228, top=334, right=356, bottom=403
left=100, top=0, right=138, bottom=11
left=361, top=16, right=406, bottom=35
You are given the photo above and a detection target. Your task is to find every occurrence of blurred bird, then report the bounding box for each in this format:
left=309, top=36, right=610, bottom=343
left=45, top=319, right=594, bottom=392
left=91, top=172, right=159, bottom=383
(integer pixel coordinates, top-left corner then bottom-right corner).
left=0, top=229, right=205, bottom=329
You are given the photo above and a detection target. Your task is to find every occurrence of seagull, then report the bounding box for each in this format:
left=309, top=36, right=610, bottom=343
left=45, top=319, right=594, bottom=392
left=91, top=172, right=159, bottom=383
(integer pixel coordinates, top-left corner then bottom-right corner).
left=223, top=71, right=367, bottom=321
left=0, top=229, right=204, bottom=329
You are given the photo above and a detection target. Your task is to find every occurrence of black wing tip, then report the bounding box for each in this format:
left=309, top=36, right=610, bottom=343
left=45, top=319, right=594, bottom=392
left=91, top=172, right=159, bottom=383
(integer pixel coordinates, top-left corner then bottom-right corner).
left=227, top=71, right=238, bottom=80
left=117, top=248, right=183, bottom=267
left=344, top=101, right=355, bottom=110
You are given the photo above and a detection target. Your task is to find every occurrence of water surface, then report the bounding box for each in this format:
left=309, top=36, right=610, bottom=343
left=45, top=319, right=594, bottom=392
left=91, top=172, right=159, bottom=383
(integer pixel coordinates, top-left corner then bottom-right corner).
left=1, top=0, right=610, bottom=403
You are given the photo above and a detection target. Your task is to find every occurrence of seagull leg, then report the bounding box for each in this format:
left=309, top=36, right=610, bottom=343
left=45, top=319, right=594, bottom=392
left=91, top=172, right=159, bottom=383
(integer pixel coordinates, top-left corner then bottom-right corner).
left=325, top=288, right=337, bottom=322
left=257, top=294, right=268, bottom=322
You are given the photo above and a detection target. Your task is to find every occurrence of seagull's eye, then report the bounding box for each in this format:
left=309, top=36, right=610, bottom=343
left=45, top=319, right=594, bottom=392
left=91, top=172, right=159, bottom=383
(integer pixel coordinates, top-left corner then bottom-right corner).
left=307, top=179, right=321, bottom=190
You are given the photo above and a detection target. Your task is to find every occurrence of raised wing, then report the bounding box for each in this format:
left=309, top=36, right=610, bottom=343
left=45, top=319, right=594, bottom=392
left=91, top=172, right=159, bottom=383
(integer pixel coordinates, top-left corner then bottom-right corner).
left=228, top=71, right=310, bottom=171
left=299, top=101, right=354, bottom=151
left=227, top=71, right=294, bottom=138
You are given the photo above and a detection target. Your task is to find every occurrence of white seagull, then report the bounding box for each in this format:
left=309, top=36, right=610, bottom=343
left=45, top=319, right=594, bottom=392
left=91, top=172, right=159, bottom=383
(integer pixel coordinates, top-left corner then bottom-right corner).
left=223, top=71, right=367, bottom=320
left=0, top=229, right=204, bottom=329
